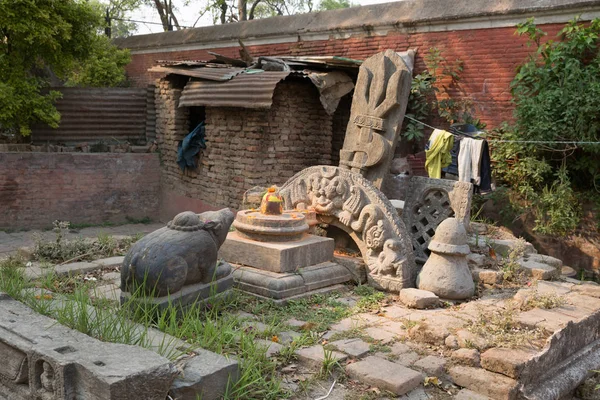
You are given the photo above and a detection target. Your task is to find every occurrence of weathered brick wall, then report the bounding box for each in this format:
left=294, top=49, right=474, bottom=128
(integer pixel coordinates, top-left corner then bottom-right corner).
left=157, top=77, right=332, bottom=211
left=0, top=153, right=160, bottom=229
left=124, top=23, right=566, bottom=129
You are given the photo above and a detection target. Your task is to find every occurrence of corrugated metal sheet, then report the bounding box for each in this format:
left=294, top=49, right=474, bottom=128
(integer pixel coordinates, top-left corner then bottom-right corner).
left=32, top=88, right=148, bottom=144
left=178, top=71, right=293, bottom=109
left=149, top=65, right=244, bottom=81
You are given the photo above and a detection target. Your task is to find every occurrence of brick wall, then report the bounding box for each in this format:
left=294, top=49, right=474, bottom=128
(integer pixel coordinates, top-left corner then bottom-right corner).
left=157, top=77, right=332, bottom=212
left=124, top=23, right=567, bottom=129
left=0, top=153, right=160, bottom=229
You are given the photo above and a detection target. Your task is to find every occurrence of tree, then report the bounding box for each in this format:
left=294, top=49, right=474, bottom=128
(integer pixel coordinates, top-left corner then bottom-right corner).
left=318, top=0, right=357, bottom=11
left=0, top=0, right=130, bottom=136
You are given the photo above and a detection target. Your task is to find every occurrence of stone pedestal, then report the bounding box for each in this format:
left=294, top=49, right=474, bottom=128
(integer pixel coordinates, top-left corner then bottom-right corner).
left=232, top=262, right=353, bottom=304
left=219, top=232, right=334, bottom=273
left=120, top=262, right=235, bottom=312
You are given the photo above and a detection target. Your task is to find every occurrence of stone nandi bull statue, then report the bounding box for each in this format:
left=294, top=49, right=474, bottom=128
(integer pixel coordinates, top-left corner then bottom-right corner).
left=121, top=209, right=234, bottom=297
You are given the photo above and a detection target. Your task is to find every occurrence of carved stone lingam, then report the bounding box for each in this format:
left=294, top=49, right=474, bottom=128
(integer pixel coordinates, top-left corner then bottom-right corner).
left=220, top=187, right=353, bottom=302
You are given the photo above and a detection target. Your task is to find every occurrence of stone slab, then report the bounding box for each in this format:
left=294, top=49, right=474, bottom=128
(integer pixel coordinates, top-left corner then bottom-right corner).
left=346, top=356, right=422, bottom=395
left=220, top=231, right=334, bottom=273
left=364, top=326, right=397, bottom=344
left=169, top=349, right=239, bottom=400
left=448, top=366, right=518, bottom=400
left=330, top=338, right=371, bottom=358
left=399, top=288, right=439, bottom=309
left=0, top=293, right=178, bottom=400
left=54, top=261, right=101, bottom=277
left=232, top=261, right=352, bottom=302
left=94, top=256, right=125, bottom=268
left=295, top=345, right=347, bottom=369
left=452, top=349, right=481, bottom=367
left=412, top=355, right=446, bottom=377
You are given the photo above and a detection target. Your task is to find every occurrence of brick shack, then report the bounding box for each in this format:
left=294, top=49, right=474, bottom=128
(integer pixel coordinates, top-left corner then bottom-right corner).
left=153, top=59, right=356, bottom=216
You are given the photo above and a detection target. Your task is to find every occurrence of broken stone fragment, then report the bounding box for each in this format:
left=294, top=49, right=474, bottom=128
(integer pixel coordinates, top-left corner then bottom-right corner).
left=399, top=288, right=439, bottom=309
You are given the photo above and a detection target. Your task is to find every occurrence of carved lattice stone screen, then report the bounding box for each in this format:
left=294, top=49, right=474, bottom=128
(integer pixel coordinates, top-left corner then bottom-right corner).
left=402, top=176, right=472, bottom=262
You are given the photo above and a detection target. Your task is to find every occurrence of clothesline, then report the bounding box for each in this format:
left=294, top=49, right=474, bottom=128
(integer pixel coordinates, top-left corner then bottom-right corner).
left=403, top=115, right=600, bottom=145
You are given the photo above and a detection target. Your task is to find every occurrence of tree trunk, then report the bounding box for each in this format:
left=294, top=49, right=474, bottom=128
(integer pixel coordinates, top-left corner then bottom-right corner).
left=239, top=0, right=247, bottom=21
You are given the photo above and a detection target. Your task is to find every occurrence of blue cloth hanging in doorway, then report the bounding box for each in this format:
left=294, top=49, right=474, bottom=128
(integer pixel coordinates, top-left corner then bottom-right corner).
left=177, top=122, right=206, bottom=171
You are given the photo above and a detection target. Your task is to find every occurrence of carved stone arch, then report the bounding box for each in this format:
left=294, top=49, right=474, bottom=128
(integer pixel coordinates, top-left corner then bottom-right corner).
left=280, top=166, right=417, bottom=291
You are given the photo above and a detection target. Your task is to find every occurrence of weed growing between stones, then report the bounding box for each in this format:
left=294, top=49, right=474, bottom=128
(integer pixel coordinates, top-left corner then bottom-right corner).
left=32, top=220, right=139, bottom=263
left=519, top=290, right=566, bottom=311
left=467, top=302, right=548, bottom=349
left=353, top=285, right=386, bottom=312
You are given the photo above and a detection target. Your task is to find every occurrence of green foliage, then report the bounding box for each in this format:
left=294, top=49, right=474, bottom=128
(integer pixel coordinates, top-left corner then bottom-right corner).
left=490, top=17, right=600, bottom=235
left=0, top=0, right=129, bottom=136
left=511, top=17, right=600, bottom=186
left=318, top=0, right=357, bottom=10
left=66, top=35, right=131, bottom=87
left=403, top=48, right=485, bottom=142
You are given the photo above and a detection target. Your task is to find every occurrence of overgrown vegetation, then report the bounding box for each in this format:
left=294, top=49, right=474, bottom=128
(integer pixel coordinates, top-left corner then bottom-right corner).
left=33, top=221, right=140, bottom=263
left=490, top=17, right=600, bottom=236
left=403, top=48, right=486, bottom=142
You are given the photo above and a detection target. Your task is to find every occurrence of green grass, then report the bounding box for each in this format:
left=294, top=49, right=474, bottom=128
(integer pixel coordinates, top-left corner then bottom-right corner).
left=0, top=256, right=365, bottom=399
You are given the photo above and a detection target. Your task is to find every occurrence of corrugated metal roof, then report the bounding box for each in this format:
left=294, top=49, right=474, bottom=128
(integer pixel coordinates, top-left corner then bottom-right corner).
left=179, top=71, right=293, bottom=109
left=150, top=65, right=245, bottom=81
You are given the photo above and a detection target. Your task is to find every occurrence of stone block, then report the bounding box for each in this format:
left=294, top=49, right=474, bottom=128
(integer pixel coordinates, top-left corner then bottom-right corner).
left=517, top=259, right=559, bottom=280
left=573, top=284, right=600, bottom=298
left=452, top=349, right=481, bottom=367
left=169, top=349, right=239, bottom=400
left=516, top=308, right=575, bottom=332
left=278, top=331, right=301, bottom=345
left=220, top=231, right=334, bottom=273
left=295, top=345, right=347, bottom=369
left=0, top=294, right=177, bottom=400
left=91, top=284, right=121, bottom=302
left=330, top=338, right=371, bottom=358
left=480, top=348, right=535, bottom=379
left=393, top=351, right=420, bottom=367
left=472, top=268, right=502, bottom=285
left=254, top=339, right=284, bottom=358
left=399, top=288, right=439, bottom=309
left=448, top=366, right=519, bottom=400
left=364, top=327, right=397, bottom=344
left=346, top=356, right=422, bottom=395
left=412, top=355, right=446, bottom=377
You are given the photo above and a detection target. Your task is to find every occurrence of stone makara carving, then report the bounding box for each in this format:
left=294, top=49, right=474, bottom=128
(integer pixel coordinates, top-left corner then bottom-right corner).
left=279, top=166, right=417, bottom=291
left=121, top=209, right=234, bottom=297
left=339, top=49, right=412, bottom=189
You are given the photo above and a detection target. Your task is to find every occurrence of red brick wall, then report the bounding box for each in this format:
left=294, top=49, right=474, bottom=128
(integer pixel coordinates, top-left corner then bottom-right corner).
left=0, top=153, right=161, bottom=229
left=125, top=24, right=564, bottom=128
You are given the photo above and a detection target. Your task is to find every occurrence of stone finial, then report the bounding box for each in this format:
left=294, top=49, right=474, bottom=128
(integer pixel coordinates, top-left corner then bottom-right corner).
left=416, top=217, right=474, bottom=300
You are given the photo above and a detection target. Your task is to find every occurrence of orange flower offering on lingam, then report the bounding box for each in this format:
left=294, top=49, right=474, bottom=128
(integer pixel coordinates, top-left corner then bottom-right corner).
left=260, top=187, right=284, bottom=215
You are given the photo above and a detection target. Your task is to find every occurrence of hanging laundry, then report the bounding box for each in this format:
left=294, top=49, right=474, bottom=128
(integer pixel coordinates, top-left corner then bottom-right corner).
left=476, top=139, right=492, bottom=193
left=177, top=122, right=206, bottom=171
left=458, top=137, right=485, bottom=184
left=425, top=129, right=454, bottom=179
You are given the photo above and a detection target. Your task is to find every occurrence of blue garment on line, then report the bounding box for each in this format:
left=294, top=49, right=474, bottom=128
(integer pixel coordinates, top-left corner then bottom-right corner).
left=177, top=122, right=206, bottom=171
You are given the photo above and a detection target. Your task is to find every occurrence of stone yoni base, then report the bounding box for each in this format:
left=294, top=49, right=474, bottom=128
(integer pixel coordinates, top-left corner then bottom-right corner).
left=232, top=262, right=354, bottom=304
left=219, top=232, right=334, bottom=273
left=120, top=273, right=234, bottom=312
